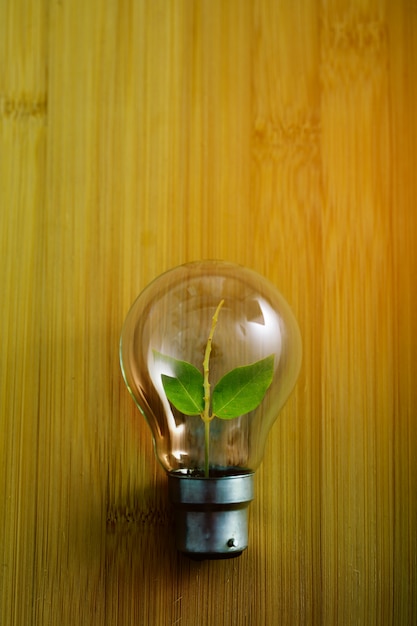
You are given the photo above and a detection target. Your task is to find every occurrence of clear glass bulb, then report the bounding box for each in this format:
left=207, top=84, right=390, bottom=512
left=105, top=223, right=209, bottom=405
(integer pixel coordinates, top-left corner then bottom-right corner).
left=120, top=260, right=302, bottom=558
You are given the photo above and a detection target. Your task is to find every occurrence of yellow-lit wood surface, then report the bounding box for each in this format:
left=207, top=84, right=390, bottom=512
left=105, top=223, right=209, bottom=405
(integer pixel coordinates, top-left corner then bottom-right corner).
left=1, top=1, right=416, bottom=624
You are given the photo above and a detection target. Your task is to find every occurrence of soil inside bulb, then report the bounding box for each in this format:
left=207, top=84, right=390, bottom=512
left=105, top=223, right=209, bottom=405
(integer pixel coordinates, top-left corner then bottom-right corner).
left=170, top=467, right=253, bottom=479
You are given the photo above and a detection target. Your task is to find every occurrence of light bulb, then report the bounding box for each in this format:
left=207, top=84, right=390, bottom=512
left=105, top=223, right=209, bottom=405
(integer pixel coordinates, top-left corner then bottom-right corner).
left=120, top=260, right=302, bottom=559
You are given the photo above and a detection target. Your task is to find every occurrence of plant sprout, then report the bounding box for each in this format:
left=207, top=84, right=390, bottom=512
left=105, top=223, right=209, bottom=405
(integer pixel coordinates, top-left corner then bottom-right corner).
left=155, top=300, right=274, bottom=477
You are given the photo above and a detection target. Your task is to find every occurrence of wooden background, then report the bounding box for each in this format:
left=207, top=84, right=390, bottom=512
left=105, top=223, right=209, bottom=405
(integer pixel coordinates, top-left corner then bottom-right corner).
left=1, top=1, right=416, bottom=624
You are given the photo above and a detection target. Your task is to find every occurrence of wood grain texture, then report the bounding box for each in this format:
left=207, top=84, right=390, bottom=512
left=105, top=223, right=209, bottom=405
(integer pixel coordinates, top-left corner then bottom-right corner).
left=1, top=1, right=416, bottom=624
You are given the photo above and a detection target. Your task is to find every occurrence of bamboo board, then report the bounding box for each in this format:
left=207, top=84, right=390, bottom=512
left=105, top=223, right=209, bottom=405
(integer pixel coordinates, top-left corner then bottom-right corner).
left=1, top=1, right=416, bottom=624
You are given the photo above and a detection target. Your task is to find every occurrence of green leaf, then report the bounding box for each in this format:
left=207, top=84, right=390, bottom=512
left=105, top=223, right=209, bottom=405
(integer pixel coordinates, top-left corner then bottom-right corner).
left=154, top=351, right=204, bottom=416
left=212, top=355, right=274, bottom=419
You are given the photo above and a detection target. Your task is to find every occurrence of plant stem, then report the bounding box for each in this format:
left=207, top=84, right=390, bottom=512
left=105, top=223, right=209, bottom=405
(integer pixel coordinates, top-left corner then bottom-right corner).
left=202, top=299, right=224, bottom=477
left=204, top=419, right=210, bottom=479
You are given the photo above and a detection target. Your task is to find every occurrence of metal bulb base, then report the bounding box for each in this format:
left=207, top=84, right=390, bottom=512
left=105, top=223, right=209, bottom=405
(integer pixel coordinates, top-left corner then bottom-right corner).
left=168, top=471, right=254, bottom=559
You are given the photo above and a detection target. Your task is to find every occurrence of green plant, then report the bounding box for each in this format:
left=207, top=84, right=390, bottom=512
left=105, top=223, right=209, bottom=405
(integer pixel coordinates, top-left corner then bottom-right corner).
left=154, top=300, right=274, bottom=477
